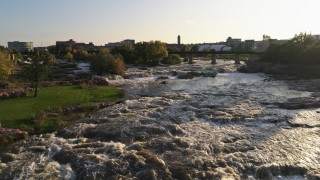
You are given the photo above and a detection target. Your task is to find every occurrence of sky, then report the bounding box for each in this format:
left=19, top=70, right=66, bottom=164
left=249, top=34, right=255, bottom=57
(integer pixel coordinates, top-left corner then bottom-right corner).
left=0, top=0, right=319, bottom=47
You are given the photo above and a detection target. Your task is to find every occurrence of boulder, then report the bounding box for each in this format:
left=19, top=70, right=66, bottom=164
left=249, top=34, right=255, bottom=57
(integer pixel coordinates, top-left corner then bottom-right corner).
left=216, top=67, right=225, bottom=73
left=278, top=97, right=320, bottom=110
left=0, top=128, right=28, bottom=147
left=171, top=71, right=178, bottom=76
left=237, top=61, right=273, bottom=73
left=177, top=73, right=194, bottom=79
left=92, top=76, right=109, bottom=86
left=237, top=61, right=287, bottom=74
left=191, top=67, right=218, bottom=77
left=157, top=76, right=169, bottom=80
left=106, top=74, right=124, bottom=80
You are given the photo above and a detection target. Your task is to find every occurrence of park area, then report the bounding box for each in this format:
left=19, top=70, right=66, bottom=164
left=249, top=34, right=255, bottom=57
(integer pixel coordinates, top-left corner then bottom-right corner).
left=0, top=85, right=123, bottom=135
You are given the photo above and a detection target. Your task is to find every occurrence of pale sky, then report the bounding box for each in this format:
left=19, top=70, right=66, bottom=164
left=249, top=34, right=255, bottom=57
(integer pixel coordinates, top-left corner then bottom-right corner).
left=0, top=0, right=319, bottom=47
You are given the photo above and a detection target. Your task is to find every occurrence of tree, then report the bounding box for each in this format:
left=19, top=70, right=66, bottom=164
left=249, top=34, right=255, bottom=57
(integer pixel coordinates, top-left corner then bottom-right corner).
left=0, top=52, right=15, bottom=81
left=0, top=45, right=5, bottom=52
left=73, top=47, right=89, bottom=61
left=134, top=41, right=168, bottom=65
left=150, top=41, right=168, bottom=61
left=169, top=54, right=182, bottom=65
left=64, top=52, right=73, bottom=61
left=90, top=48, right=115, bottom=75
left=111, top=56, right=127, bottom=76
left=190, top=44, right=199, bottom=52
left=111, top=43, right=135, bottom=64
left=90, top=48, right=127, bottom=76
left=261, top=32, right=319, bottom=64
left=47, top=45, right=56, bottom=55
left=64, top=45, right=72, bottom=53
left=23, top=50, right=55, bottom=97
left=182, top=44, right=191, bottom=52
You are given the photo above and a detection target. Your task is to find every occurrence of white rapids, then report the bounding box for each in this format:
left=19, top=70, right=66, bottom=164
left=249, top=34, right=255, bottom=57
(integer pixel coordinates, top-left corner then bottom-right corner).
left=1, top=60, right=319, bottom=179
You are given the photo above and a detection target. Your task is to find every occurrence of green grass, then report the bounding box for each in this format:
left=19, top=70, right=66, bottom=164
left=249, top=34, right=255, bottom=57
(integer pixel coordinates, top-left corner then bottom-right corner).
left=0, top=85, right=123, bottom=133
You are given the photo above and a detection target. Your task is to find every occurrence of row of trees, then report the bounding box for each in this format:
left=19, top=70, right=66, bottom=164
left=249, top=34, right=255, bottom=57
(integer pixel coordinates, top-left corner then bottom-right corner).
left=261, top=33, right=320, bottom=64
left=112, top=41, right=169, bottom=65
left=49, top=45, right=89, bottom=61
left=49, top=40, right=177, bottom=66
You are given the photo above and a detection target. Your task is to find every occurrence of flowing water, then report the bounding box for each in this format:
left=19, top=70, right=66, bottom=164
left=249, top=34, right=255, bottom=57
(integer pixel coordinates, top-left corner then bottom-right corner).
left=1, top=60, right=319, bottom=179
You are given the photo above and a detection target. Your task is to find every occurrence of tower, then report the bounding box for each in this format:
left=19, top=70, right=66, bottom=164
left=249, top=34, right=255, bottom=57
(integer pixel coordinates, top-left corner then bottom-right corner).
left=177, top=35, right=181, bottom=45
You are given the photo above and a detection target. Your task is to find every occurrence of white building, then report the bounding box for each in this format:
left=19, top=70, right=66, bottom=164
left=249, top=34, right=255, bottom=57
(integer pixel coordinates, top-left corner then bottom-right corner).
left=198, top=44, right=232, bottom=52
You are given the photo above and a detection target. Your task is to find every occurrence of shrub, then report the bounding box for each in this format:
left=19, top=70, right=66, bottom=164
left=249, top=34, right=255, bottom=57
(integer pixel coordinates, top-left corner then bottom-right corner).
left=90, top=50, right=114, bottom=76
left=160, top=57, right=170, bottom=64
left=90, top=49, right=126, bottom=76
left=111, top=57, right=127, bottom=76
left=169, top=54, right=182, bottom=65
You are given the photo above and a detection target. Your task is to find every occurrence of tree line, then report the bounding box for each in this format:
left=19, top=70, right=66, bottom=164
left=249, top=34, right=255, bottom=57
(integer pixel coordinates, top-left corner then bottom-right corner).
left=50, top=40, right=183, bottom=66
left=261, top=33, right=320, bottom=65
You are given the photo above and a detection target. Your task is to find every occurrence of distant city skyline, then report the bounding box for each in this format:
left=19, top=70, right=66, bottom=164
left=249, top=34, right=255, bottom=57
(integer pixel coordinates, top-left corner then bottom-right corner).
left=1, top=0, right=319, bottom=47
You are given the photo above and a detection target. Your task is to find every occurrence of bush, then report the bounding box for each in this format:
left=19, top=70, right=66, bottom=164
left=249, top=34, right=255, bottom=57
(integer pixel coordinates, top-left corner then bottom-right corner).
left=169, top=54, right=182, bottom=65
left=90, top=51, right=113, bottom=75
left=111, top=57, right=126, bottom=76
left=161, top=54, right=182, bottom=65
left=90, top=49, right=126, bottom=76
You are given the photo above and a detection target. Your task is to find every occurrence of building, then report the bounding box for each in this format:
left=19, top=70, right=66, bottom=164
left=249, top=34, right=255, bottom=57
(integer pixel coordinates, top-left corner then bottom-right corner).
left=56, top=39, right=96, bottom=52
left=224, top=37, right=256, bottom=51
left=198, top=44, right=231, bottom=52
left=105, top=39, right=135, bottom=49
left=8, top=41, right=34, bottom=52
left=56, top=39, right=76, bottom=53
left=226, top=37, right=242, bottom=49
left=177, top=35, right=181, bottom=45
left=243, top=40, right=255, bottom=50
left=122, top=39, right=135, bottom=45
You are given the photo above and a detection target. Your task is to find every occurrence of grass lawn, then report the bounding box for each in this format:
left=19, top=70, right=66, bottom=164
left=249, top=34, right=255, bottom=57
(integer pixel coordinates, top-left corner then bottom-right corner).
left=0, top=85, right=123, bottom=133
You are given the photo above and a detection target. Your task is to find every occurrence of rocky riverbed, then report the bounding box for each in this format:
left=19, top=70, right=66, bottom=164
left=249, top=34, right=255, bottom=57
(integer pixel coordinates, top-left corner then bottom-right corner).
left=0, top=60, right=319, bottom=179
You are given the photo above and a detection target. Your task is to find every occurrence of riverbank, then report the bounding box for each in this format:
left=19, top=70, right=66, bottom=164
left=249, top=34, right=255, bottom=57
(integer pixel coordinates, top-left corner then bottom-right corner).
left=0, top=85, right=123, bottom=147
left=238, top=60, right=320, bottom=79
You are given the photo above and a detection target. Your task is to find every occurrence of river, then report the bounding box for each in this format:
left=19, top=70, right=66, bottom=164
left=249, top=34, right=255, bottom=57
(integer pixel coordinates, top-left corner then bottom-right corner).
left=0, top=60, right=319, bottom=179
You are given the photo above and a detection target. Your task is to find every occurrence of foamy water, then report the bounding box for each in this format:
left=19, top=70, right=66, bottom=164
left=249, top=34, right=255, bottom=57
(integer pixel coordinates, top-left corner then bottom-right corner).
left=1, top=60, right=319, bottom=179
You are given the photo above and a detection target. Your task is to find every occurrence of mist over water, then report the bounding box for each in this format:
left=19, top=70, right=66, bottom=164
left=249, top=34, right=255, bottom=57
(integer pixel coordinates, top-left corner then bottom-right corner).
left=0, top=60, right=319, bottom=179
